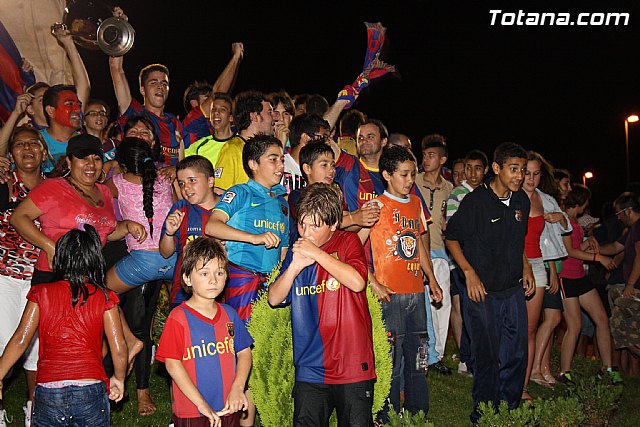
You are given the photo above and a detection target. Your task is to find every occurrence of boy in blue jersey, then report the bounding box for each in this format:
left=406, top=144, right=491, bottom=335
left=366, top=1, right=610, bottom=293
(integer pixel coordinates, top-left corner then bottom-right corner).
left=206, top=134, right=289, bottom=324
left=160, top=155, right=220, bottom=307
left=268, top=183, right=375, bottom=427
left=157, top=237, right=252, bottom=427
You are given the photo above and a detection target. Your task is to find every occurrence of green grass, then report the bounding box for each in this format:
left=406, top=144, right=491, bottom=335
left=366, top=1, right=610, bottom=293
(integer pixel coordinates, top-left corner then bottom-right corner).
left=3, top=347, right=640, bottom=426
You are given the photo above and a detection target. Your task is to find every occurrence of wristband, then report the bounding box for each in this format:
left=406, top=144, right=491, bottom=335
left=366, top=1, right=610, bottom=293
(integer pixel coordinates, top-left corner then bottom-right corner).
left=594, top=253, right=599, bottom=262
left=165, top=231, right=175, bottom=237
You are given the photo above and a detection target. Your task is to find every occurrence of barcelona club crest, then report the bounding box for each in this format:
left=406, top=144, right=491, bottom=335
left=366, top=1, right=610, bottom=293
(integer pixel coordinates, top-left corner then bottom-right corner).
left=515, top=210, right=523, bottom=222
left=226, top=322, right=235, bottom=337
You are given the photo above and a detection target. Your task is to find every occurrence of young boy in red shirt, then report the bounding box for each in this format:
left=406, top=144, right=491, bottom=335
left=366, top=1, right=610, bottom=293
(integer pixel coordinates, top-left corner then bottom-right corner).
left=157, top=238, right=253, bottom=427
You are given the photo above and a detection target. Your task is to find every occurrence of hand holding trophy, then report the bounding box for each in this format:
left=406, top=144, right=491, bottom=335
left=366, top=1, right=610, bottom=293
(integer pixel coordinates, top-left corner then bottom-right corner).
left=51, top=0, right=135, bottom=56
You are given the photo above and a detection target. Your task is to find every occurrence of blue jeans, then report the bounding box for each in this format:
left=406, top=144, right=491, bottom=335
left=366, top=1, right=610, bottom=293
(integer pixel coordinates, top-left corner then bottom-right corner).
left=33, top=382, right=109, bottom=427
left=424, top=291, right=440, bottom=364
left=381, top=292, right=429, bottom=420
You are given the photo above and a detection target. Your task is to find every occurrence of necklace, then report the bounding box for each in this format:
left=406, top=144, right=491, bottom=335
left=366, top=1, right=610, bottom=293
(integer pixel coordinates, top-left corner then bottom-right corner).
left=65, top=177, right=104, bottom=208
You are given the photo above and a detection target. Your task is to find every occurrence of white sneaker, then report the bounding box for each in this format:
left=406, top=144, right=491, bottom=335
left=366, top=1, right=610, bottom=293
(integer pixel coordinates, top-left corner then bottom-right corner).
left=23, top=401, right=32, bottom=427
left=0, top=408, right=13, bottom=427
left=458, top=362, right=473, bottom=377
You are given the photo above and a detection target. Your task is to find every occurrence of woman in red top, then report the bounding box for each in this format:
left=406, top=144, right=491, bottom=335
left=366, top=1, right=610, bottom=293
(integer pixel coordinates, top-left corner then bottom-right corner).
left=10, top=134, right=146, bottom=395
left=522, top=155, right=548, bottom=400
left=0, top=225, right=127, bottom=427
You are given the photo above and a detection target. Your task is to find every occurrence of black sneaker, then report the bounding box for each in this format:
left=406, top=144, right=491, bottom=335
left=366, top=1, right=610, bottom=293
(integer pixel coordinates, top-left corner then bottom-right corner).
left=428, top=360, right=453, bottom=375
left=557, top=371, right=573, bottom=384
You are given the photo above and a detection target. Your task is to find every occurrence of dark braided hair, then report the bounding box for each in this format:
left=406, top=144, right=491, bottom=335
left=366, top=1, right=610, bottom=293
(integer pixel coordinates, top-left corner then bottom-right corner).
left=53, top=225, right=107, bottom=307
left=115, top=137, right=158, bottom=237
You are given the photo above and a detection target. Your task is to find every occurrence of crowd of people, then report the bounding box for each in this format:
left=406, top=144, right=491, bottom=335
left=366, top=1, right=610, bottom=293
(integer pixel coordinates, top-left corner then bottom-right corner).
left=0, top=8, right=639, bottom=427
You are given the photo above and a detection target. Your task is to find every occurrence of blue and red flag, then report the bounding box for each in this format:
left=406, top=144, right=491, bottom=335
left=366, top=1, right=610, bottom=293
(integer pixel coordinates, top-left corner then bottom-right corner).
left=0, top=20, right=35, bottom=124
left=338, top=22, right=396, bottom=109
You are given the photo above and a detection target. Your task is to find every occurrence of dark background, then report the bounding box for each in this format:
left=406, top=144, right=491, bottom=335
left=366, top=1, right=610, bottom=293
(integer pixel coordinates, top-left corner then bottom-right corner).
left=80, top=0, right=640, bottom=215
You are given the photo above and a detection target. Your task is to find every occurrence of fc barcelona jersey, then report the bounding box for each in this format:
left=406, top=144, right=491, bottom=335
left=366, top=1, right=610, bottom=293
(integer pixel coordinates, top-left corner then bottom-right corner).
left=156, top=302, right=253, bottom=418
left=279, top=230, right=376, bottom=384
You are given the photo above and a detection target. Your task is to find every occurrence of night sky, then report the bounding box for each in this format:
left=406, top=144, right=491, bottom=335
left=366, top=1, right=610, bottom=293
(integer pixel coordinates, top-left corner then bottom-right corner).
left=81, top=0, right=640, bottom=214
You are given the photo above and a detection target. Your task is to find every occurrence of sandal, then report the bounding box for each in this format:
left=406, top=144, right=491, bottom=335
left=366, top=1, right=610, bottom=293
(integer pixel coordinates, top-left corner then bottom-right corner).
left=542, top=372, right=557, bottom=385
left=530, top=373, right=553, bottom=388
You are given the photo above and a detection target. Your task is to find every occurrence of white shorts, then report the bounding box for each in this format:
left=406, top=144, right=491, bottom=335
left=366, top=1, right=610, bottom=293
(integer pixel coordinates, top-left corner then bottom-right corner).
left=528, top=257, right=548, bottom=288
left=0, top=276, right=39, bottom=370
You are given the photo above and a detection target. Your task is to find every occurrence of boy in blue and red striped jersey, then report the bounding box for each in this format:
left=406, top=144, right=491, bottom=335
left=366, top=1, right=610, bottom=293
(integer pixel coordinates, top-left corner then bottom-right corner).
left=268, top=183, right=376, bottom=426
left=160, top=155, right=220, bottom=307
left=157, top=237, right=252, bottom=427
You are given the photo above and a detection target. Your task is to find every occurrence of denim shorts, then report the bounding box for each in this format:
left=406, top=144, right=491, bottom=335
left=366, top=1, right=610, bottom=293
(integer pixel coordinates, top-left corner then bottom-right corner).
left=115, top=249, right=177, bottom=287
left=33, top=381, right=109, bottom=427
left=529, top=257, right=548, bottom=288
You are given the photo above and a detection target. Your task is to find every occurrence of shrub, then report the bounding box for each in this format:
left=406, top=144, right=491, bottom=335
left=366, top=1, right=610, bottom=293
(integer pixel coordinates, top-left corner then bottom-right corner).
left=477, top=401, right=540, bottom=426
left=538, top=396, right=585, bottom=426
left=383, top=405, right=434, bottom=427
left=566, top=376, right=622, bottom=426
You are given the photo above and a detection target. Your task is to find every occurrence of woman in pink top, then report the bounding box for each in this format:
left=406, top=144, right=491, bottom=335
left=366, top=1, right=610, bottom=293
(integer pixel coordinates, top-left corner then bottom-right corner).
left=558, top=184, right=616, bottom=383
left=106, top=137, right=176, bottom=293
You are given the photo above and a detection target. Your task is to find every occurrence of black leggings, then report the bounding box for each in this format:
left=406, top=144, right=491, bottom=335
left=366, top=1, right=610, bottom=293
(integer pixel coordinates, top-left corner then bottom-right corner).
left=120, top=281, right=162, bottom=389
left=102, top=240, right=162, bottom=390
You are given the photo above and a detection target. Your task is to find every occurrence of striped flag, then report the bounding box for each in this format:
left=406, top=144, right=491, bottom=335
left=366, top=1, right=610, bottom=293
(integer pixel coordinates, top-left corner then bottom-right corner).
left=0, top=20, right=35, bottom=124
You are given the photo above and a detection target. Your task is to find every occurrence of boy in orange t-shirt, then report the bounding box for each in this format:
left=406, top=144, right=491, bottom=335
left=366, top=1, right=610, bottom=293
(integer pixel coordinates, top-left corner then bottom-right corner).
left=361, top=145, right=442, bottom=421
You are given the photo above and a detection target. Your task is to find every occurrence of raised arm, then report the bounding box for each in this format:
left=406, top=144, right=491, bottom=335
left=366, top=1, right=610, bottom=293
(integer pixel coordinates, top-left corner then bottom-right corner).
left=109, top=55, right=132, bottom=115
left=52, top=27, right=91, bottom=108
left=323, top=99, right=350, bottom=132
left=107, top=7, right=133, bottom=113
left=0, top=93, right=31, bottom=155
left=200, top=43, right=244, bottom=114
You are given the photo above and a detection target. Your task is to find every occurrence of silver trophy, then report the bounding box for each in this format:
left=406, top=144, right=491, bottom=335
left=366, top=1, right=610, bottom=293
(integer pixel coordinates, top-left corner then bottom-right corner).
left=51, top=0, right=135, bottom=56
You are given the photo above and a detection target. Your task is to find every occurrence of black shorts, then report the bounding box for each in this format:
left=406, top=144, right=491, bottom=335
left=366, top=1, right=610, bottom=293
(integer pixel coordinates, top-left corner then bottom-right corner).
left=543, top=287, right=563, bottom=310
left=560, top=276, right=594, bottom=299
left=542, top=268, right=563, bottom=311
left=293, top=379, right=374, bottom=427
left=450, top=268, right=464, bottom=297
